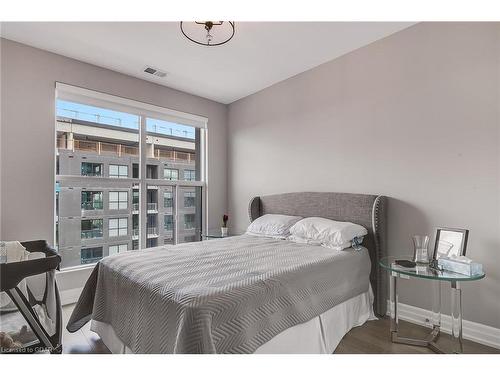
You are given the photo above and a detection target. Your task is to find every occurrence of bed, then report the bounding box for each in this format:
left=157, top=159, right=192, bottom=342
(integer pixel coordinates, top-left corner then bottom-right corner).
left=67, top=192, right=387, bottom=354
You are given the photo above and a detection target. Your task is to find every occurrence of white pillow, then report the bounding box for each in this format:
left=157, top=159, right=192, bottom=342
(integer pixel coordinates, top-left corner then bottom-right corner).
left=289, top=217, right=367, bottom=250
left=246, top=214, right=303, bottom=238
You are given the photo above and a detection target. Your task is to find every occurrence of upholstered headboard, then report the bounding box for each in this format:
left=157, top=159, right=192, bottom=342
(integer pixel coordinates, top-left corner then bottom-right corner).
left=248, top=192, right=387, bottom=317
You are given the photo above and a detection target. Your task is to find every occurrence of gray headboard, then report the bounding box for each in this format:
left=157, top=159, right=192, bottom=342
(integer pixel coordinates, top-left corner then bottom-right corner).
left=248, top=192, right=387, bottom=317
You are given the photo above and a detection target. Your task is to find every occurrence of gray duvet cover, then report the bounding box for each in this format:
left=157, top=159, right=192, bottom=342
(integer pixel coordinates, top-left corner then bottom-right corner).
left=67, top=235, right=371, bottom=353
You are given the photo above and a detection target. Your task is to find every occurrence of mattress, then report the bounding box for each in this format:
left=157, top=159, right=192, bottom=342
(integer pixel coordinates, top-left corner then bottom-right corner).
left=68, top=235, right=372, bottom=353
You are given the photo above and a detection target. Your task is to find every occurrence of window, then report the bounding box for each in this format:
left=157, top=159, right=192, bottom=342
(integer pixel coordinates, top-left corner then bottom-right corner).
left=164, top=191, right=173, bottom=208
left=164, top=168, right=179, bottom=181
left=147, top=165, right=158, bottom=179
left=146, top=238, right=157, bottom=248
left=184, top=191, right=196, bottom=208
left=132, top=190, right=139, bottom=211
left=164, top=215, right=174, bottom=231
left=184, top=169, right=196, bottom=181
left=109, top=164, right=128, bottom=178
left=184, top=214, right=196, bottom=229
left=81, top=162, right=102, bottom=177
left=81, top=191, right=103, bottom=210
left=109, top=243, right=128, bottom=255
left=81, top=247, right=103, bottom=264
left=56, top=85, right=206, bottom=268
left=81, top=219, right=103, bottom=239
left=109, top=218, right=128, bottom=237
left=109, top=191, right=128, bottom=210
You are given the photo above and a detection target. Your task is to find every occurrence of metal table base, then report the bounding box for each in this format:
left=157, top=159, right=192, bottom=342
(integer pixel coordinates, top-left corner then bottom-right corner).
left=389, top=272, right=463, bottom=354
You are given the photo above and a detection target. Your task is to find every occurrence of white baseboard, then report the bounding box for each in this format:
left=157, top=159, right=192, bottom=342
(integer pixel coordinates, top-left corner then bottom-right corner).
left=60, top=287, right=83, bottom=306
left=386, top=300, right=500, bottom=350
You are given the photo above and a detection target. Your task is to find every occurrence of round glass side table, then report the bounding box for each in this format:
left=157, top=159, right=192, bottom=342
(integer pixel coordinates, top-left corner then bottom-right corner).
left=379, top=256, right=485, bottom=354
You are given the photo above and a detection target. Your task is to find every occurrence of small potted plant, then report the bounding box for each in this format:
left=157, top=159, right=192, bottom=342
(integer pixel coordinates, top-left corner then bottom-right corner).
left=221, top=214, right=229, bottom=237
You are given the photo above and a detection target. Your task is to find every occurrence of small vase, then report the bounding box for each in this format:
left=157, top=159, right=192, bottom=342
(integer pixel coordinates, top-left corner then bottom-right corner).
left=412, top=235, right=430, bottom=264
left=221, top=227, right=228, bottom=237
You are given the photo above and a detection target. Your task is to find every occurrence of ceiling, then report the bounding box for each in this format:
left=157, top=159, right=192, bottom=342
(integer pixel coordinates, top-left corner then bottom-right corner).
left=1, top=22, right=415, bottom=104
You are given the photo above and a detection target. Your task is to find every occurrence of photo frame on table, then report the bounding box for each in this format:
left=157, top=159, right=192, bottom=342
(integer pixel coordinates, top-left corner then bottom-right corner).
left=432, top=227, right=469, bottom=261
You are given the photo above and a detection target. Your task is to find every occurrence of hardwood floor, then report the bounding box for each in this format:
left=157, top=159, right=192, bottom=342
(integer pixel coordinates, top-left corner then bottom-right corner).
left=62, top=304, right=499, bottom=354
left=62, top=304, right=110, bottom=354
left=334, top=319, right=500, bottom=354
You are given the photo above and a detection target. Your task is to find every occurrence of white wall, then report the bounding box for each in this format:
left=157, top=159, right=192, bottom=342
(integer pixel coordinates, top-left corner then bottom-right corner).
left=228, top=23, right=500, bottom=328
left=0, top=38, right=228, bottom=291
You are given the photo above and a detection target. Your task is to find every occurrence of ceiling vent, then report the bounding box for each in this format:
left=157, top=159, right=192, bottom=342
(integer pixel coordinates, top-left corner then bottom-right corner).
left=143, top=66, right=167, bottom=78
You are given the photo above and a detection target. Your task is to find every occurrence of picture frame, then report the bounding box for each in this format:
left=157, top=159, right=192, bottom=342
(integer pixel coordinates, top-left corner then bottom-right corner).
left=432, top=227, right=469, bottom=261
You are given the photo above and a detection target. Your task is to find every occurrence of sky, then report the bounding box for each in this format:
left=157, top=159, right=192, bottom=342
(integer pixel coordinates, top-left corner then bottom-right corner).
left=56, top=99, right=196, bottom=139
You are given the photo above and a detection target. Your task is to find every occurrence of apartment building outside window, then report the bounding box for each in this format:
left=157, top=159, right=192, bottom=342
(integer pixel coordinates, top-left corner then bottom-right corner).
left=184, top=169, right=196, bottom=181
left=81, top=247, right=103, bottom=264
left=81, top=162, right=102, bottom=177
left=109, top=164, right=128, bottom=178
left=147, top=165, right=158, bottom=179
left=164, top=215, right=174, bottom=231
left=164, top=168, right=179, bottom=181
left=184, top=214, right=196, bottom=229
left=56, top=83, right=206, bottom=269
left=164, top=191, right=173, bottom=208
left=109, top=218, right=128, bottom=237
left=109, top=244, right=128, bottom=255
left=132, top=190, right=139, bottom=211
left=184, top=191, right=196, bottom=207
left=109, top=191, right=128, bottom=210
left=81, top=191, right=103, bottom=210
left=81, top=219, right=103, bottom=239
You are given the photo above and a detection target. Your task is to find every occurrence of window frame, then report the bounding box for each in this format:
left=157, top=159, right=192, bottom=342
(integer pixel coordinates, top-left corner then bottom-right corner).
left=164, top=190, right=174, bottom=208
left=81, top=246, right=103, bottom=264
left=164, top=214, right=174, bottom=231
left=109, top=191, right=129, bottom=210
left=81, top=162, right=103, bottom=177
left=164, top=167, right=179, bottom=181
left=55, top=83, right=208, bottom=271
left=81, top=190, right=103, bottom=210
left=109, top=164, right=129, bottom=178
left=184, top=213, right=196, bottom=230
left=183, top=169, right=196, bottom=181
left=184, top=191, right=196, bottom=208
left=81, top=218, right=103, bottom=239
left=109, top=217, right=128, bottom=237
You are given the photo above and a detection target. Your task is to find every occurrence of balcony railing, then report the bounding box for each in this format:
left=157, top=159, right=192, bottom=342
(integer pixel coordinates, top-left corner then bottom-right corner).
left=155, top=149, right=195, bottom=164
left=81, top=171, right=103, bottom=177
left=58, top=138, right=139, bottom=157
left=132, top=203, right=139, bottom=211
left=147, top=203, right=158, bottom=211
left=57, top=136, right=195, bottom=163
left=81, top=229, right=103, bottom=239
left=184, top=223, right=197, bottom=230
left=132, top=228, right=139, bottom=238
left=81, top=201, right=103, bottom=210
left=147, top=227, right=158, bottom=236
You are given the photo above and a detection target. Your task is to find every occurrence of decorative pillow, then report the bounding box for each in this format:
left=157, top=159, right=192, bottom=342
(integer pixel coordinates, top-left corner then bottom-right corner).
left=246, top=214, right=303, bottom=238
left=289, top=217, right=367, bottom=250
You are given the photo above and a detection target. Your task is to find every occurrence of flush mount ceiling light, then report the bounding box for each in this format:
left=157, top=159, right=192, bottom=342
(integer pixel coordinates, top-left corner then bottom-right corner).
left=180, top=21, right=235, bottom=46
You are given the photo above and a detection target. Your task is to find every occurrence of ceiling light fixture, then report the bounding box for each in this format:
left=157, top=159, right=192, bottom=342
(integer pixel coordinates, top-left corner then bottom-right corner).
left=180, top=21, right=235, bottom=46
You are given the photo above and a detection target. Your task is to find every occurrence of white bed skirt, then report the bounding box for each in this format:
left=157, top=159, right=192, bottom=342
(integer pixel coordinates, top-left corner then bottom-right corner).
left=91, top=287, right=375, bottom=354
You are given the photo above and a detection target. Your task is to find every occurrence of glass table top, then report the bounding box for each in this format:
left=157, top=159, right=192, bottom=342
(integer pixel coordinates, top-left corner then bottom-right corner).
left=379, top=256, right=485, bottom=282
